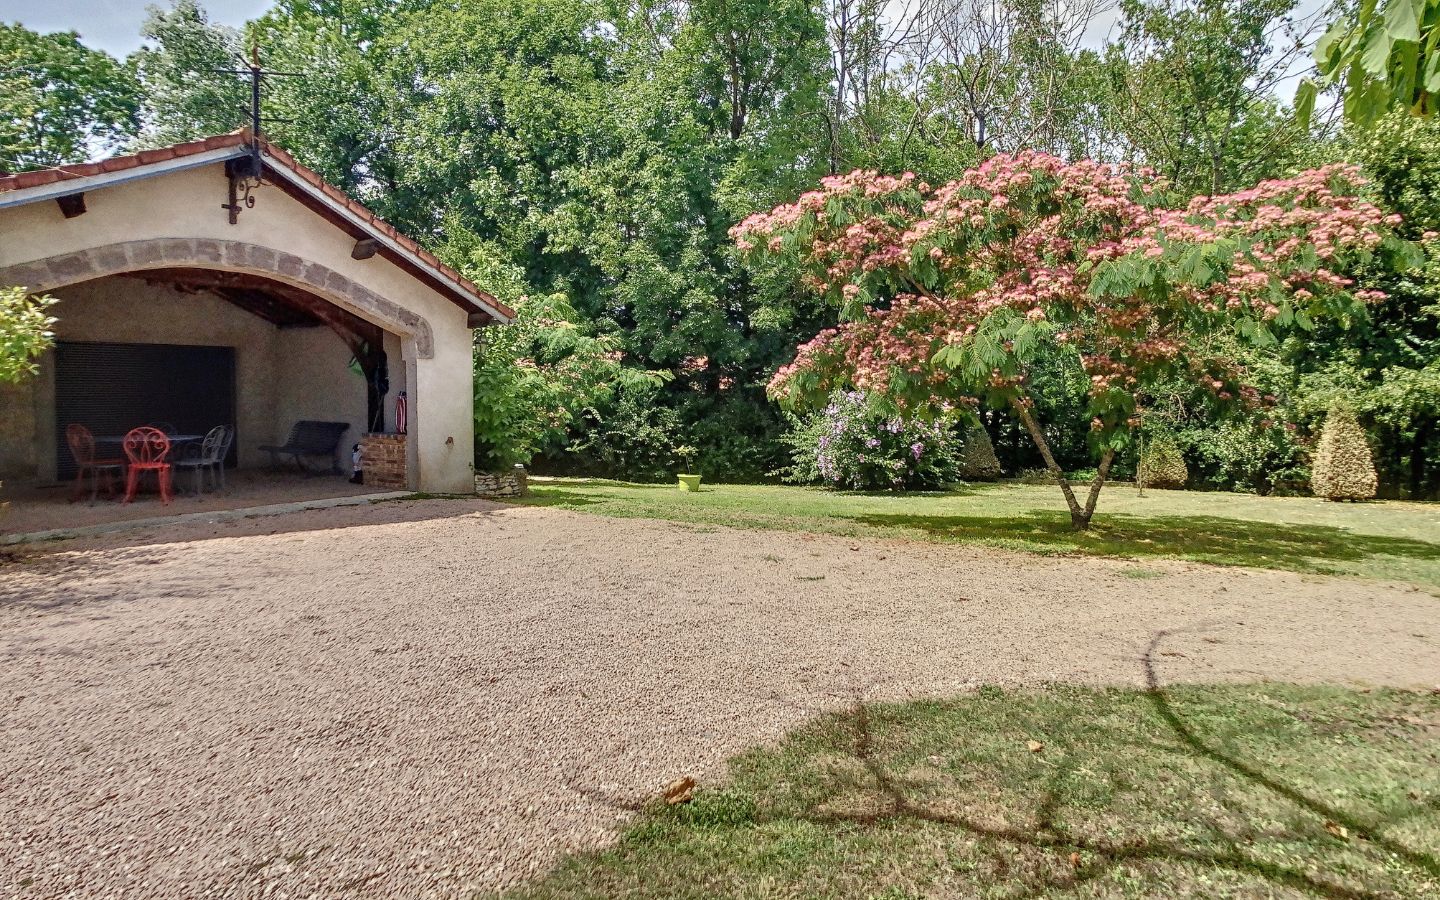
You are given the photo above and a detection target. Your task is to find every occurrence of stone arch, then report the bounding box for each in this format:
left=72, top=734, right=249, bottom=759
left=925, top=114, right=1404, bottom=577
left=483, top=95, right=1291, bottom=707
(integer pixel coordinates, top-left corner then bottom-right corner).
left=0, top=238, right=434, bottom=358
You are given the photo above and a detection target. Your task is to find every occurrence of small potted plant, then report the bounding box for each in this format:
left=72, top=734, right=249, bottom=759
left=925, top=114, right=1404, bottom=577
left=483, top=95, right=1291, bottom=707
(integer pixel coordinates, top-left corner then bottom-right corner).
left=676, top=444, right=701, bottom=492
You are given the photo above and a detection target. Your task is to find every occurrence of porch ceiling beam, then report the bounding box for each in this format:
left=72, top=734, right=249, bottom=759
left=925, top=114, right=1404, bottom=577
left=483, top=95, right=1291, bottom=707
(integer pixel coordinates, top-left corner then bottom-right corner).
left=255, top=279, right=385, bottom=354
left=120, top=267, right=385, bottom=350
left=210, top=287, right=319, bottom=328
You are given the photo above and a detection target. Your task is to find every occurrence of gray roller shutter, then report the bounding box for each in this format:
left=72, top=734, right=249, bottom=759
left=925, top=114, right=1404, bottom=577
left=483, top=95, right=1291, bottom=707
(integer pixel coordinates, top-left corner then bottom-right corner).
left=54, top=341, right=237, bottom=478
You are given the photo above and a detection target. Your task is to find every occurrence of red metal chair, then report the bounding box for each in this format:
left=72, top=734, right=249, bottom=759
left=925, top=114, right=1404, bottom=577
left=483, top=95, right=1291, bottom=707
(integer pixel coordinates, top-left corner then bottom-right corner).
left=66, top=424, right=125, bottom=504
left=122, top=427, right=173, bottom=504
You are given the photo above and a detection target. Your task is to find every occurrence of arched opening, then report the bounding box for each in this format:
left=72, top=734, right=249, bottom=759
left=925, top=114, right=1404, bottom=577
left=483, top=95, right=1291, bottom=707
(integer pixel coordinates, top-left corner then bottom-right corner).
left=119, top=267, right=392, bottom=433
left=1, top=267, right=410, bottom=489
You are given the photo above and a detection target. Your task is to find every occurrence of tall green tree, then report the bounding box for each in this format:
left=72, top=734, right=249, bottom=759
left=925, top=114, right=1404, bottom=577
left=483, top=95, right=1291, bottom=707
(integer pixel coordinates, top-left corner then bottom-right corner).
left=1288, top=111, right=1440, bottom=495
left=131, top=0, right=247, bottom=145
left=0, top=24, right=139, bottom=170
left=1109, top=0, right=1317, bottom=195
left=682, top=0, right=828, bottom=142
left=246, top=0, right=409, bottom=197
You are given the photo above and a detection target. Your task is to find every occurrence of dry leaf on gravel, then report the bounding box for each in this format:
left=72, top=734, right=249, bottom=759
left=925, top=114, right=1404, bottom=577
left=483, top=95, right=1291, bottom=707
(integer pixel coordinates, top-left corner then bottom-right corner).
left=663, top=777, right=696, bottom=805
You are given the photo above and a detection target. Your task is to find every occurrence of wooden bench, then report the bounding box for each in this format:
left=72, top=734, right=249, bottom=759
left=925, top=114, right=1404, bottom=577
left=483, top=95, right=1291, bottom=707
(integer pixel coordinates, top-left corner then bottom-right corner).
left=258, top=421, right=350, bottom=475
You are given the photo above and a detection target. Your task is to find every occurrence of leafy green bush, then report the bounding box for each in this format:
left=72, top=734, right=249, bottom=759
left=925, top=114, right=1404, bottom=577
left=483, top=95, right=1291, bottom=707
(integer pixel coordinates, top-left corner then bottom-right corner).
left=1138, top=432, right=1188, bottom=489
left=781, top=391, right=962, bottom=490
left=474, top=293, right=662, bottom=471
left=682, top=391, right=791, bottom=482
left=0, top=286, right=57, bottom=384
left=1310, top=404, right=1379, bottom=501
left=1176, top=418, right=1309, bottom=495
left=550, top=380, right=684, bottom=482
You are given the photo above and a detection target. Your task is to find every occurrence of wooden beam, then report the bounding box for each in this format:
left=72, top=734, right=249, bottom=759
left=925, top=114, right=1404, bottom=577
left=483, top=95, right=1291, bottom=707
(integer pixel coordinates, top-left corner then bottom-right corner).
left=213, top=287, right=319, bottom=328
left=351, top=238, right=379, bottom=260
left=119, top=268, right=383, bottom=345
left=56, top=193, right=86, bottom=218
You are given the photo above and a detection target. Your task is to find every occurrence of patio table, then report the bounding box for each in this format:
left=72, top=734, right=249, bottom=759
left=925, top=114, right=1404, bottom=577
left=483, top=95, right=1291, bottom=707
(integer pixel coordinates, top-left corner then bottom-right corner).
left=95, top=433, right=204, bottom=450
left=93, top=434, right=205, bottom=471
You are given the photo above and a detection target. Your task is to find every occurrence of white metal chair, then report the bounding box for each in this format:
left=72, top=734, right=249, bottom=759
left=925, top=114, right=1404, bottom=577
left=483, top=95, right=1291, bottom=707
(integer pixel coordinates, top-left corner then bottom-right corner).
left=173, top=425, right=231, bottom=495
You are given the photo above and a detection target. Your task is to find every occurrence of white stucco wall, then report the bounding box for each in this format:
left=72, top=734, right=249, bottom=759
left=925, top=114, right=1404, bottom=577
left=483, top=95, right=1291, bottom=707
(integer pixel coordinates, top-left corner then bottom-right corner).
left=0, top=278, right=370, bottom=480
left=273, top=326, right=369, bottom=460
left=0, top=159, right=480, bottom=491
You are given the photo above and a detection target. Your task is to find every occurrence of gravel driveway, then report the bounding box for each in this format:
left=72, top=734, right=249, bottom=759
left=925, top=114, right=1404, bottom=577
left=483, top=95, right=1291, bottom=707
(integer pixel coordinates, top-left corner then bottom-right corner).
left=2, top=499, right=1436, bottom=898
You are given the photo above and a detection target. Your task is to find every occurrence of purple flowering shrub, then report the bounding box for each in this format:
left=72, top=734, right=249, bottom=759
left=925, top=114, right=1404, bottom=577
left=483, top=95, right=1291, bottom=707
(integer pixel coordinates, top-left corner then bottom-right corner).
left=780, top=390, right=963, bottom=490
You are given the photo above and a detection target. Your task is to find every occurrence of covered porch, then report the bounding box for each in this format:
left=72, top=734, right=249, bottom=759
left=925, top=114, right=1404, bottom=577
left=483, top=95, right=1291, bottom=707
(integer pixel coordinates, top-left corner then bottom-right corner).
left=0, top=264, right=408, bottom=527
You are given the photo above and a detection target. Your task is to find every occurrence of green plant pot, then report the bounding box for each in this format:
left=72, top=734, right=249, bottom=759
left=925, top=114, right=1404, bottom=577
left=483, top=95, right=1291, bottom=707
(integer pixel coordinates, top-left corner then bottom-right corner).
left=677, top=474, right=702, bottom=492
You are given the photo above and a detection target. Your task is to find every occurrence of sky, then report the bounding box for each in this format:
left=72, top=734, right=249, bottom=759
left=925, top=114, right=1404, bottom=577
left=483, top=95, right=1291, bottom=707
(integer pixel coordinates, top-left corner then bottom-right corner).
left=0, top=0, right=273, bottom=57
left=3, top=0, right=1324, bottom=101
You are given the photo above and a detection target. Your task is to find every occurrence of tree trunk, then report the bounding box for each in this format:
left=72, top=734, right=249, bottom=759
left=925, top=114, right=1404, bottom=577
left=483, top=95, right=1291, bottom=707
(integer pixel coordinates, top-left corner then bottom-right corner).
left=1410, top=420, right=1432, bottom=498
left=1009, top=397, right=1115, bottom=529
left=1135, top=412, right=1147, bottom=497
left=1010, top=397, right=1085, bottom=528
left=1081, top=448, right=1116, bottom=525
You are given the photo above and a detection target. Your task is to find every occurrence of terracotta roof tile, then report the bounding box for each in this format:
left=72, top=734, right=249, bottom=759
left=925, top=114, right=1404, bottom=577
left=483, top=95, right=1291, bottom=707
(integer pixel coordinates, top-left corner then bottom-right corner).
left=0, top=132, right=513, bottom=322
left=99, top=155, right=140, bottom=173
left=14, top=171, right=51, bottom=189
left=0, top=134, right=248, bottom=195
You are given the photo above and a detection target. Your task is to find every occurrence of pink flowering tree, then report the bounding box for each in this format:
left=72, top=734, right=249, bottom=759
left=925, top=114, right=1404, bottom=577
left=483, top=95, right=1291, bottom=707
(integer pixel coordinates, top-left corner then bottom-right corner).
left=732, top=153, right=1413, bottom=529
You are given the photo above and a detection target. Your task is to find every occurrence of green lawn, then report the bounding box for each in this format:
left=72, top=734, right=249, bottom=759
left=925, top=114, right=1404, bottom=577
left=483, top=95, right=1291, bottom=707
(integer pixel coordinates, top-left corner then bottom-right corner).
left=517, top=479, right=1440, bottom=590
left=507, top=684, right=1440, bottom=899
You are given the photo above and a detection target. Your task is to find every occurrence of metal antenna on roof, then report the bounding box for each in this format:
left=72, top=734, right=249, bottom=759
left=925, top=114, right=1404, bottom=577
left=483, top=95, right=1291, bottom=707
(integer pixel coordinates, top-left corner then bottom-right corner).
left=210, top=45, right=304, bottom=224
left=213, top=45, right=304, bottom=140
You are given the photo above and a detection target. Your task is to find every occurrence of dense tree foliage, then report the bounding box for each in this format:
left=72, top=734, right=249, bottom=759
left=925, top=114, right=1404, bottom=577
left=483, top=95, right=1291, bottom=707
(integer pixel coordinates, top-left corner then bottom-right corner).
left=1108, top=0, right=1321, bottom=195
left=1302, top=0, right=1440, bottom=124
left=2, top=0, right=1437, bottom=500
left=131, top=0, right=249, bottom=145
left=0, top=24, right=138, bottom=170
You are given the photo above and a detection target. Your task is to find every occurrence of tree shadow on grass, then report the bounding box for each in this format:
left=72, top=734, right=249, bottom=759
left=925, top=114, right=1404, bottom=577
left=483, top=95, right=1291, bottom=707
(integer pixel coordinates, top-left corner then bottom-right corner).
left=798, top=708, right=1432, bottom=897
left=519, top=484, right=1440, bottom=578
left=517, top=660, right=1439, bottom=898
left=776, top=634, right=1440, bottom=898
left=846, top=510, right=1440, bottom=571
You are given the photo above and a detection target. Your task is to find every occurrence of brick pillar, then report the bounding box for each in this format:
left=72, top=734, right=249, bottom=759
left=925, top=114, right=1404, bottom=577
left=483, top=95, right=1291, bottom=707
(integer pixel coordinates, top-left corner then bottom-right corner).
left=361, top=433, right=408, bottom=489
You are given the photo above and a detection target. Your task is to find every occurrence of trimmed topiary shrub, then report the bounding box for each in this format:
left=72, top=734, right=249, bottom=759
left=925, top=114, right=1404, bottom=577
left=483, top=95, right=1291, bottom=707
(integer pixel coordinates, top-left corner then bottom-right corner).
left=1139, top=433, right=1188, bottom=489
left=957, top=424, right=1002, bottom=480
left=1310, top=404, right=1378, bottom=501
